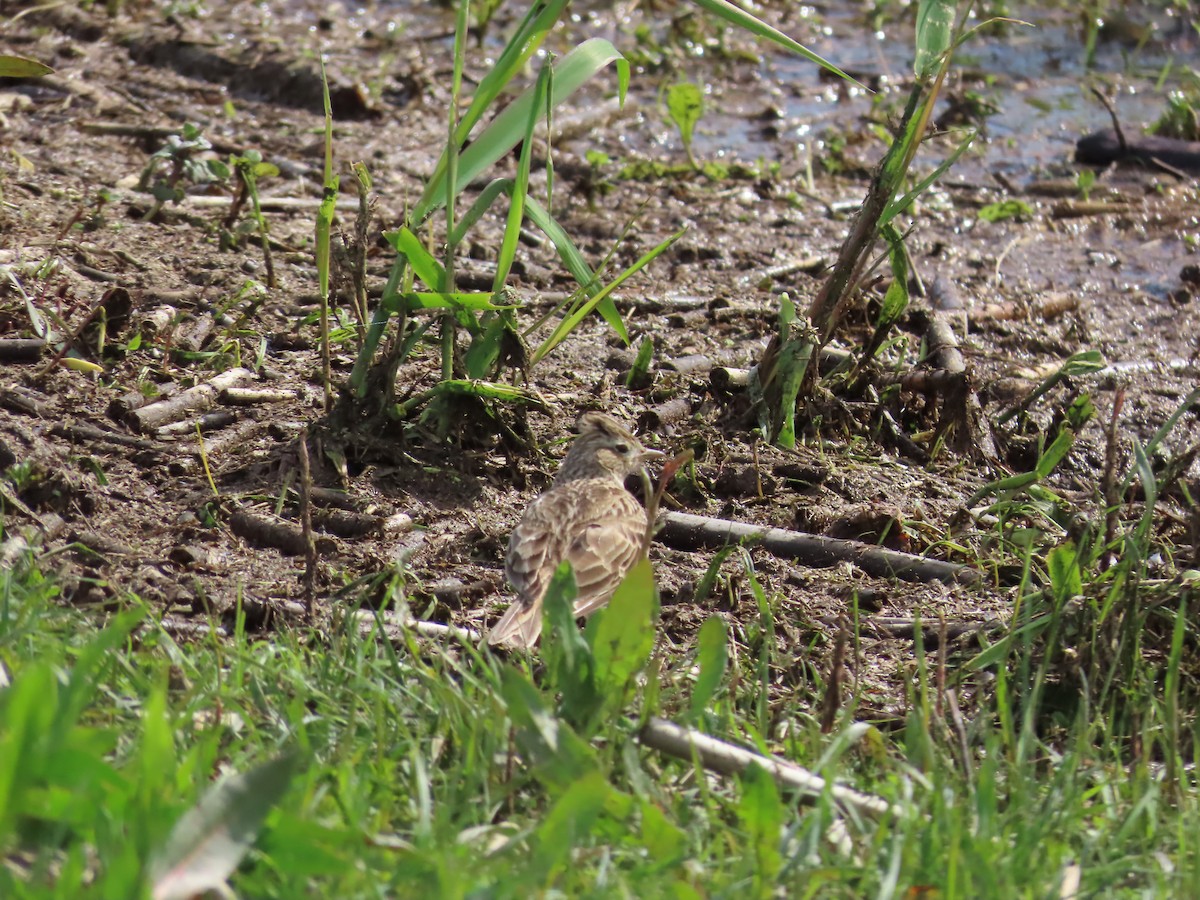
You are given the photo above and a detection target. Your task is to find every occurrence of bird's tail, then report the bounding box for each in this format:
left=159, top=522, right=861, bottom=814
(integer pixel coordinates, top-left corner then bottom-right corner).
left=487, top=598, right=543, bottom=649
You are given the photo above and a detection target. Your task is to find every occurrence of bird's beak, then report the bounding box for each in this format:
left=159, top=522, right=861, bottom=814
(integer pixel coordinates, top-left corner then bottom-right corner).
left=640, top=448, right=666, bottom=462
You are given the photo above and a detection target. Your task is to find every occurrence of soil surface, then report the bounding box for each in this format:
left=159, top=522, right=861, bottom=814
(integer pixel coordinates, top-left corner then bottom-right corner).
left=2, top=2, right=1198, bottom=721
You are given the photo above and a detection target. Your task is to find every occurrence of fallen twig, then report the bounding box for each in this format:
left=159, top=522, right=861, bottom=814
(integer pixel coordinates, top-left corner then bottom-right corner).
left=0, top=384, right=50, bottom=417
left=656, top=510, right=979, bottom=585
left=638, top=717, right=898, bottom=818
left=818, top=615, right=1003, bottom=642
left=0, top=339, right=45, bottom=363
left=971, top=292, right=1078, bottom=323
left=228, top=508, right=335, bottom=556
left=127, top=367, right=254, bottom=432
left=351, top=609, right=482, bottom=644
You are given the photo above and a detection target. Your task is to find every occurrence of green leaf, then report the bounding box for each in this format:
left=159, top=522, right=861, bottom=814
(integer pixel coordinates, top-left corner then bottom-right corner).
left=1132, top=441, right=1157, bottom=512
left=523, top=195, right=630, bottom=346
left=495, top=56, right=551, bottom=292
left=689, top=617, right=728, bottom=720
left=978, top=199, right=1033, bottom=223
left=862, top=224, right=909, bottom=360
left=738, top=763, right=783, bottom=888
left=0, top=55, right=53, bottom=78
left=1034, top=428, right=1075, bottom=479
left=688, top=0, right=858, bottom=86
left=667, top=83, right=704, bottom=156
left=626, top=335, right=654, bottom=388
left=773, top=334, right=814, bottom=449
left=530, top=771, right=610, bottom=879
left=542, top=563, right=599, bottom=725
left=914, top=0, right=957, bottom=80
left=531, top=225, right=685, bottom=365
left=587, top=557, right=658, bottom=704
left=1047, top=542, right=1082, bottom=602
left=416, top=39, right=629, bottom=221
left=148, top=749, right=300, bottom=900
left=639, top=800, right=687, bottom=862
left=498, top=667, right=598, bottom=792
left=315, top=180, right=339, bottom=300
left=384, top=227, right=446, bottom=292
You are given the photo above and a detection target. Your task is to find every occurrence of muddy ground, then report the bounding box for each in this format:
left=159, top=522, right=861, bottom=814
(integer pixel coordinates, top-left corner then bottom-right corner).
left=1, top=1, right=1198, bottom=722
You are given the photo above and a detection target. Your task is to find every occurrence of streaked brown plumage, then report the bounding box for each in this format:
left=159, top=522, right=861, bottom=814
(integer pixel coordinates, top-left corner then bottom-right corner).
left=488, top=412, right=661, bottom=649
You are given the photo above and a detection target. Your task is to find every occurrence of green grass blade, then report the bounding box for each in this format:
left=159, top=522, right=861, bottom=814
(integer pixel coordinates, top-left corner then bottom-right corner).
left=880, top=130, right=976, bottom=226
left=586, top=558, right=657, bottom=708
left=915, top=0, right=957, bottom=80
left=450, top=178, right=513, bottom=247
left=531, top=226, right=685, bottom=365
left=384, top=227, right=446, bottom=292
left=522, top=195, right=627, bottom=342
left=689, top=617, right=729, bottom=721
left=689, top=0, right=858, bottom=86
left=495, top=57, right=552, bottom=292
left=388, top=291, right=519, bottom=312
left=420, top=1, right=568, bottom=208
left=415, top=39, right=629, bottom=221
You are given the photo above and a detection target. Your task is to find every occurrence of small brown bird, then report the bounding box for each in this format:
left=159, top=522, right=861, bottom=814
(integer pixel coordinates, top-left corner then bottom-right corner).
left=488, top=412, right=662, bottom=649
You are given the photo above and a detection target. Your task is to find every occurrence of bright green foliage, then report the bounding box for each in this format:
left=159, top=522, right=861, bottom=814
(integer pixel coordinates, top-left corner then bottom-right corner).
left=914, top=0, right=956, bottom=80
left=0, top=54, right=52, bottom=78
left=689, top=616, right=728, bottom=722
left=738, top=764, right=783, bottom=896
left=978, top=198, right=1033, bottom=222
left=2, top=540, right=1198, bottom=896
left=667, top=82, right=705, bottom=168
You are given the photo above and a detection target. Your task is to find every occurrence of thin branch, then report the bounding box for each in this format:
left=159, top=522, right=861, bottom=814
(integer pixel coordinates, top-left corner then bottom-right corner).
left=638, top=716, right=899, bottom=819
left=656, top=511, right=980, bottom=585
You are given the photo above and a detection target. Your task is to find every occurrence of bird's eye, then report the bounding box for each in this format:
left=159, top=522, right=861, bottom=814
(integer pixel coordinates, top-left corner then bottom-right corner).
left=614, top=442, right=630, bottom=453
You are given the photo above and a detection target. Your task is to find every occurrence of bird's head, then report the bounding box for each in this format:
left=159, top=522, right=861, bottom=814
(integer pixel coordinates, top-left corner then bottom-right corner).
left=556, top=412, right=662, bottom=483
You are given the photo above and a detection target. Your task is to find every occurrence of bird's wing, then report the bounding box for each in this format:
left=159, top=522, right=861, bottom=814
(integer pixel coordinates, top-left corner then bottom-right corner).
left=490, top=482, right=646, bottom=648
left=488, top=494, right=569, bottom=649
left=563, top=490, right=646, bottom=619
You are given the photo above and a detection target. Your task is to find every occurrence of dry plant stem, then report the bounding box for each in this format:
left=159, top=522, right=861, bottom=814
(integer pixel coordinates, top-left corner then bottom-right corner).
left=657, top=510, right=979, bottom=585
left=925, top=313, right=965, bottom=375
left=114, top=191, right=357, bottom=212
left=349, top=172, right=373, bottom=337
left=157, top=410, right=237, bottom=437
left=220, top=387, right=296, bottom=405
left=638, top=717, right=898, bottom=818
left=945, top=688, right=973, bottom=776
left=1102, top=387, right=1127, bottom=556
left=1051, top=200, right=1134, bottom=218
left=820, top=620, right=847, bottom=733
left=637, top=397, right=690, bottom=430
left=51, top=422, right=160, bottom=453
left=0, top=384, right=49, bottom=417
left=298, top=428, right=316, bottom=622
left=1089, top=85, right=1128, bottom=154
